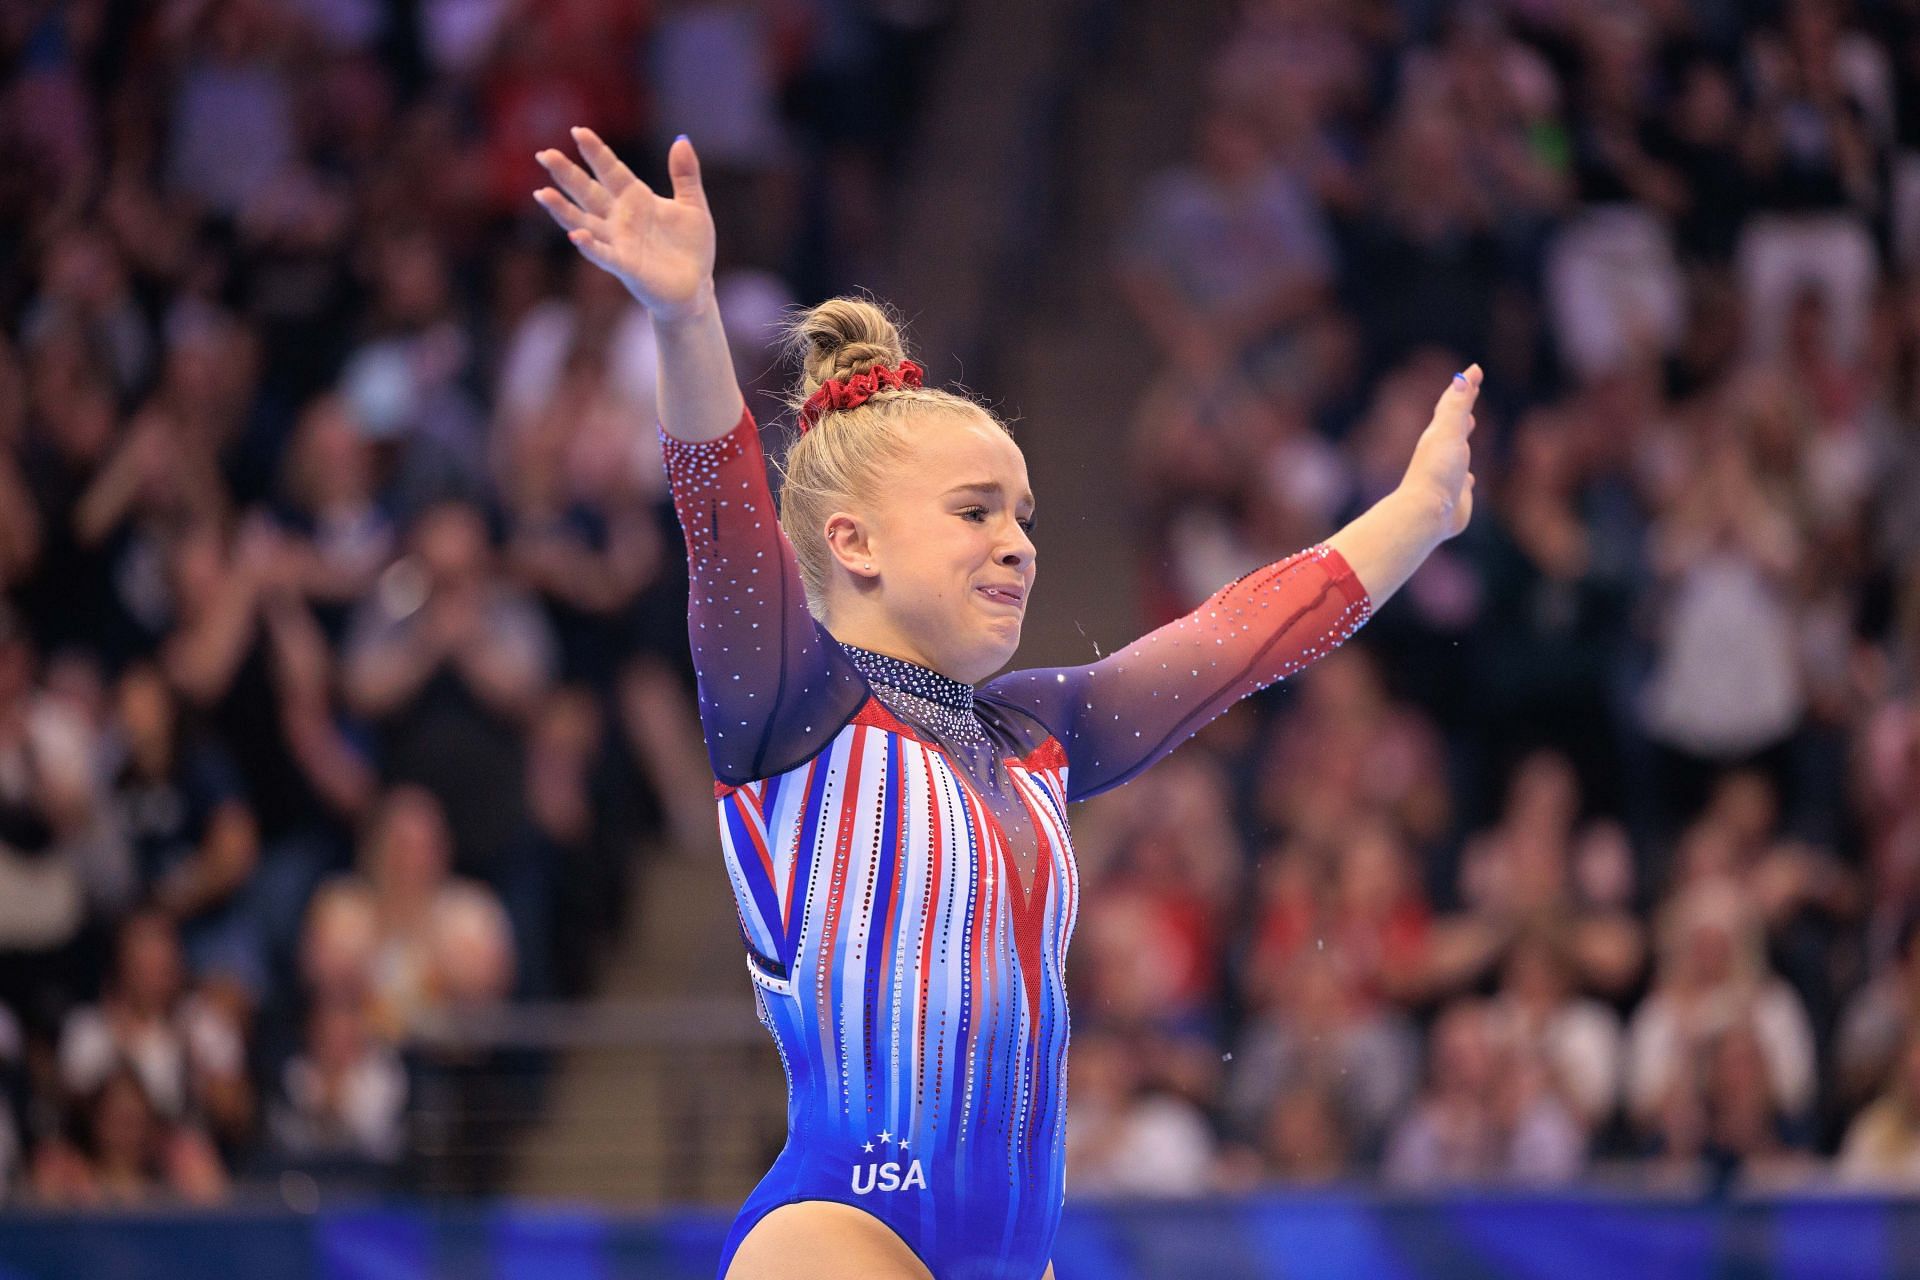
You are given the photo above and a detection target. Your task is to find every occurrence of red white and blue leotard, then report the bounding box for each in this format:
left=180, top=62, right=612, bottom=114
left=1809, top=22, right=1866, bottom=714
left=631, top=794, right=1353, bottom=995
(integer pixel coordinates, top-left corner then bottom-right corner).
left=663, top=409, right=1371, bottom=1279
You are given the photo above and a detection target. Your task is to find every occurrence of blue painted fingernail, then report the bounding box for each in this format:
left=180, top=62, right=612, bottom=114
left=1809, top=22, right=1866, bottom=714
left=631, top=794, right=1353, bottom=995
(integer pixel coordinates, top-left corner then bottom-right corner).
left=1454, top=372, right=1467, bottom=383
left=675, top=133, right=689, bottom=143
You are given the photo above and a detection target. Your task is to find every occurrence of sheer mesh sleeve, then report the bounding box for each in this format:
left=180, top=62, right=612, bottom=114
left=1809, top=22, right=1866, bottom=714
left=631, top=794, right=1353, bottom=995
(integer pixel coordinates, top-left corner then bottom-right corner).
left=661, top=408, right=867, bottom=784
left=981, top=544, right=1372, bottom=802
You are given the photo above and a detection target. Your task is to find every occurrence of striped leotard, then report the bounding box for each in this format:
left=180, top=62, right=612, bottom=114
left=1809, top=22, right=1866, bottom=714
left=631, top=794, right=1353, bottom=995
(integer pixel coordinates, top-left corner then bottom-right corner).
left=663, top=409, right=1371, bottom=1279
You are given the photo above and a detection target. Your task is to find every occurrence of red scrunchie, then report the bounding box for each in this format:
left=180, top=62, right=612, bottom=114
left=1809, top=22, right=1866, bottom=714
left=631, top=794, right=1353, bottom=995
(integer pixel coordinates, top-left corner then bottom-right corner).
left=798, top=359, right=926, bottom=432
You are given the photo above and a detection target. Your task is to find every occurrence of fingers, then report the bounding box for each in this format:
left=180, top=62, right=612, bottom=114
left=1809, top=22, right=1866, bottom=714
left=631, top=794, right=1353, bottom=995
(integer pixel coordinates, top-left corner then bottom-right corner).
left=566, top=228, right=617, bottom=274
left=532, top=188, right=615, bottom=265
left=1435, top=362, right=1483, bottom=434
left=532, top=187, right=600, bottom=236
left=571, top=126, right=644, bottom=198
left=667, top=134, right=708, bottom=211
left=535, top=146, right=614, bottom=217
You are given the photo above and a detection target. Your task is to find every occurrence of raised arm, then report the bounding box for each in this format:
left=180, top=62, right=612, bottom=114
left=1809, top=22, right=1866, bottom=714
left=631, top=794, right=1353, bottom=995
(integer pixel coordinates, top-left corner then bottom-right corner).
left=983, top=367, right=1478, bottom=801
left=535, top=129, right=740, bottom=441
left=534, top=131, right=863, bottom=782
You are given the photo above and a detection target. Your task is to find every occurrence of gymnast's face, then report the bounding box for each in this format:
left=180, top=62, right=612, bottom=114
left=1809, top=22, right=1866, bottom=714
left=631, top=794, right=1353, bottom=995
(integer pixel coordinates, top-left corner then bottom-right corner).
left=834, top=410, right=1037, bottom=685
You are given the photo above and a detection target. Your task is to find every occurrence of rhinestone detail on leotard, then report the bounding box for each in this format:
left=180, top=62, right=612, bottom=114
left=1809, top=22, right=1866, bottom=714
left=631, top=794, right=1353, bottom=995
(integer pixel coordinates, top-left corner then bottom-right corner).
left=838, top=642, right=986, bottom=743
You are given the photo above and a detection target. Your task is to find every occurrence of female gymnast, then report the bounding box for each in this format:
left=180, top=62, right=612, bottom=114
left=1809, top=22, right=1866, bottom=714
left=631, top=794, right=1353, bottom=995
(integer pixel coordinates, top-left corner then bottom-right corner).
left=534, top=129, right=1478, bottom=1280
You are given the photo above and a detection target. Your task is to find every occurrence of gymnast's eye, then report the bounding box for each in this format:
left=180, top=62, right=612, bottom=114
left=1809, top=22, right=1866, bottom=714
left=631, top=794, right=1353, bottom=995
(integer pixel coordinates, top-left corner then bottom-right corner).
left=960, top=507, right=1036, bottom=535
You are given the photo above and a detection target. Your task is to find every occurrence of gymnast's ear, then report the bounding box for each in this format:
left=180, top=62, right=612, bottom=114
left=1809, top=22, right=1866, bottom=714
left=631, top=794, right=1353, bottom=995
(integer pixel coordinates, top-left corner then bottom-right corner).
left=823, top=511, right=880, bottom=579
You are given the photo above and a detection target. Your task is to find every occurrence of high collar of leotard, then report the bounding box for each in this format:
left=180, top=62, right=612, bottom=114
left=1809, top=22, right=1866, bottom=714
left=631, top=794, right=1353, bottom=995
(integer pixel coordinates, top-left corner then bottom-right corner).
left=837, top=641, right=976, bottom=714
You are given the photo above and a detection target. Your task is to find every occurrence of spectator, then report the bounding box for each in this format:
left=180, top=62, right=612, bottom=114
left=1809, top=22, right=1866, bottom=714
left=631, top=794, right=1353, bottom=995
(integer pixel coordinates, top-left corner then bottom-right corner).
left=1470, top=417, right=1638, bottom=815
left=1639, top=391, right=1807, bottom=834
left=1836, top=917, right=1920, bottom=1113
left=1074, top=756, right=1241, bottom=1035
left=1656, top=59, right=1749, bottom=270
left=343, top=502, right=556, bottom=885
left=496, top=257, right=662, bottom=446
left=498, top=358, right=663, bottom=692
left=275, top=395, right=396, bottom=642
left=18, top=228, right=154, bottom=400
left=1735, top=2, right=1885, bottom=366
left=1625, top=880, right=1817, bottom=1137
left=1692, top=770, right=1858, bottom=1039
left=504, top=687, right=620, bottom=998
left=1253, top=646, right=1452, bottom=851
left=161, top=0, right=302, bottom=220
left=1241, top=819, right=1433, bottom=1010
left=1255, top=1084, right=1352, bottom=1186
left=1487, top=932, right=1626, bottom=1133
left=265, top=990, right=407, bottom=1169
left=111, top=663, right=264, bottom=996
left=163, top=518, right=360, bottom=860
left=1545, top=12, right=1687, bottom=380
left=0, top=617, right=132, bottom=1031
left=1344, top=103, right=1502, bottom=372
left=1228, top=948, right=1419, bottom=1161
left=299, top=877, right=380, bottom=1005
left=1649, top=1018, right=1819, bottom=1192
left=1118, top=105, right=1337, bottom=391
left=29, top=1066, right=227, bottom=1207
left=56, top=910, right=250, bottom=1148
left=1064, top=1030, right=1217, bottom=1198
left=1382, top=998, right=1585, bottom=1187
left=1837, top=1028, right=1920, bottom=1188
left=335, top=230, right=485, bottom=509
left=16, top=374, right=155, bottom=660
left=1445, top=752, right=1646, bottom=1000
left=332, top=787, right=515, bottom=1039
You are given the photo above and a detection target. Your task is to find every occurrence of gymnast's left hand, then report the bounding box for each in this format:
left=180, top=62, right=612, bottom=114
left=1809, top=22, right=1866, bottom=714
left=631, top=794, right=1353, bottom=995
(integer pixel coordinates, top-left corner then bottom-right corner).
left=1399, top=363, right=1480, bottom=542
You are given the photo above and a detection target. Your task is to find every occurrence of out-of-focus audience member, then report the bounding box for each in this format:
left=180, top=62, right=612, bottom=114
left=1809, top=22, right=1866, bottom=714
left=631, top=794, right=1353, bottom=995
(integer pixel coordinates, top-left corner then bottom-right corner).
left=1648, top=1019, right=1820, bottom=1192
left=328, top=787, right=515, bottom=1040
left=1227, top=948, right=1419, bottom=1162
left=1381, top=999, right=1585, bottom=1188
left=1064, top=1031, right=1218, bottom=1198
left=0, top=618, right=133, bottom=1028
left=1253, top=647, right=1452, bottom=851
left=344, top=503, right=556, bottom=885
left=1488, top=933, right=1625, bottom=1134
left=112, top=663, right=264, bottom=997
left=1838, top=1030, right=1920, bottom=1188
left=1625, top=882, right=1816, bottom=1138
left=1444, top=752, right=1646, bottom=1000
left=265, top=991, right=407, bottom=1168
left=29, top=1066, right=227, bottom=1207
left=1838, top=919, right=1920, bottom=1113
left=56, top=911, right=251, bottom=1148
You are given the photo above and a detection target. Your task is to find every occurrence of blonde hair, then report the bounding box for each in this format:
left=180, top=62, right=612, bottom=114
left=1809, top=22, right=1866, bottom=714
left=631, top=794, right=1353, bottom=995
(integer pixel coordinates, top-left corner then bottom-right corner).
left=776, top=297, right=1005, bottom=619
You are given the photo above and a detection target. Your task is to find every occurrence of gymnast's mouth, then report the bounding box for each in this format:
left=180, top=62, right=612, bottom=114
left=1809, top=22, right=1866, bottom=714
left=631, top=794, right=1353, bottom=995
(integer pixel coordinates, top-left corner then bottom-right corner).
left=977, top=584, right=1025, bottom=608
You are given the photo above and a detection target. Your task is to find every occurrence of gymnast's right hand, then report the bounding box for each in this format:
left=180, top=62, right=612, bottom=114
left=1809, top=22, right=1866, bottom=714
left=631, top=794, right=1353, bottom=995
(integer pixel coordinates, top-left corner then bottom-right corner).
left=534, top=129, right=714, bottom=321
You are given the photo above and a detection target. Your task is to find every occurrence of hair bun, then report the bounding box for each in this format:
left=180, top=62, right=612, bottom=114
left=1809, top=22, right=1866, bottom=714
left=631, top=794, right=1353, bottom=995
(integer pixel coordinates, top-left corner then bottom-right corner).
left=786, top=297, right=909, bottom=404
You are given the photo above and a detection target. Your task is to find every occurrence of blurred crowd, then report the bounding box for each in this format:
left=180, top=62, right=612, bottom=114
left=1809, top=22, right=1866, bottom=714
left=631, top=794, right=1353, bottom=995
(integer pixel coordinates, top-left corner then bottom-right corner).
left=0, top=0, right=946, bottom=1203
left=1066, top=0, right=1920, bottom=1197
left=12, top=0, right=1920, bottom=1215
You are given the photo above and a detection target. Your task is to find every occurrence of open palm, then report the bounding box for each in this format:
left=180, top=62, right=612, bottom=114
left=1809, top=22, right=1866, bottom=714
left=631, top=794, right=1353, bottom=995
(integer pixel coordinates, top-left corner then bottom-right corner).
left=534, top=128, right=714, bottom=320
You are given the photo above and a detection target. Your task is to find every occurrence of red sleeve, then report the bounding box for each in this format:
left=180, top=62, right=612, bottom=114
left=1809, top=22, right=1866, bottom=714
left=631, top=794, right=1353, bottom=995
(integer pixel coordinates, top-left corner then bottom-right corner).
left=981, top=545, right=1371, bottom=802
